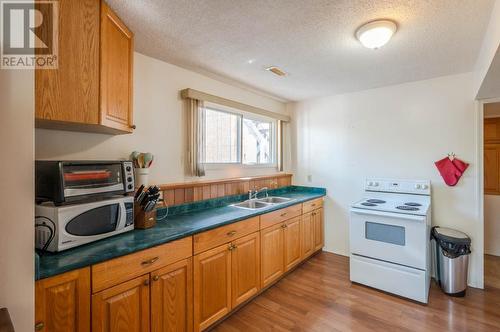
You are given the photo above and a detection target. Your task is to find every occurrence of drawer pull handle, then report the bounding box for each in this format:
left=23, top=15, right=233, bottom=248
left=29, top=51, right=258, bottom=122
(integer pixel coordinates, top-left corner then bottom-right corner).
left=228, top=244, right=235, bottom=251
left=280, top=213, right=287, bottom=217
left=311, top=203, right=316, bottom=207
left=227, top=230, right=237, bottom=236
left=153, top=275, right=159, bottom=281
left=35, top=322, right=44, bottom=331
left=281, top=224, right=287, bottom=229
left=141, top=257, right=159, bottom=266
left=144, top=279, right=150, bottom=286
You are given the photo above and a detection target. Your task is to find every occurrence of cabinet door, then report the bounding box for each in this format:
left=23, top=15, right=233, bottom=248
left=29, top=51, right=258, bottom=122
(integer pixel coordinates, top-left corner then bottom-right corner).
left=301, top=212, right=315, bottom=258
left=284, top=216, right=302, bottom=271
left=92, top=274, right=150, bottom=332
left=231, top=232, right=260, bottom=307
left=260, top=223, right=285, bottom=288
left=313, top=208, right=325, bottom=251
left=35, top=0, right=100, bottom=125
left=194, top=244, right=232, bottom=332
left=151, top=258, right=193, bottom=332
left=35, top=268, right=90, bottom=332
left=100, top=1, right=134, bottom=132
left=484, top=144, right=500, bottom=194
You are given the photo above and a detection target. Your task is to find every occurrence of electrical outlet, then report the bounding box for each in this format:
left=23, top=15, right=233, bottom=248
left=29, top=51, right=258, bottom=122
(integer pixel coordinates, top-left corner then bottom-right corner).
left=307, top=175, right=312, bottom=182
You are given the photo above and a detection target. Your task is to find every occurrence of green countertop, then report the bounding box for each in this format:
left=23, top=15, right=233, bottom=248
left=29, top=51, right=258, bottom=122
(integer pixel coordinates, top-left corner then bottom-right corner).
left=36, top=186, right=326, bottom=280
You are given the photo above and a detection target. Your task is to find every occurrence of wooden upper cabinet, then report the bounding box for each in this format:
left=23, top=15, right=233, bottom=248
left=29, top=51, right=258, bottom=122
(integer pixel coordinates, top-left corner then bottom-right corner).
left=284, top=216, right=302, bottom=271
left=151, top=258, right=193, bottom=332
left=231, top=232, right=260, bottom=308
left=260, top=223, right=285, bottom=288
left=35, top=0, right=100, bottom=126
left=193, top=244, right=232, bottom=332
left=92, top=274, right=150, bottom=332
left=100, top=1, right=134, bottom=133
left=35, top=268, right=90, bottom=332
left=484, top=117, right=500, bottom=195
left=485, top=118, right=500, bottom=143
left=313, top=208, right=325, bottom=251
left=35, top=0, right=134, bottom=134
left=485, top=144, right=500, bottom=194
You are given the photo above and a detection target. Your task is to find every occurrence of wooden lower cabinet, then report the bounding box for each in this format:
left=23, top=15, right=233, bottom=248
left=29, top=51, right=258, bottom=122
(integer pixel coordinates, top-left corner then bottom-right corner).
left=194, top=244, right=232, bottom=331
left=260, top=223, right=285, bottom=288
left=35, top=268, right=90, bottom=332
left=231, top=232, right=260, bottom=307
left=151, top=258, right=193, bottom=332
left=313, top=208, right=325, bottom=251
left=301, top=212, right=315, bottom=258
left=284, top=216, right=302, bottom=271
left=92, top=274, right=150, bottom=332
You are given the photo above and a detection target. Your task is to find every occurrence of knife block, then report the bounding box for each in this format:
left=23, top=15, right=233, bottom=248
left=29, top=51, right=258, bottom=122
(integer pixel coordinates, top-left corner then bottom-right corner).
left=134, top=203, right=156, bottom=229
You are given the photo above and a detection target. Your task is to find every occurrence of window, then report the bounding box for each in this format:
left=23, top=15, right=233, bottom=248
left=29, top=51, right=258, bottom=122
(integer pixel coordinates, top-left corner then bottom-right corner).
left=204, top=106, right=276, bottom=166
left=204, top=108, right=240, bottom=163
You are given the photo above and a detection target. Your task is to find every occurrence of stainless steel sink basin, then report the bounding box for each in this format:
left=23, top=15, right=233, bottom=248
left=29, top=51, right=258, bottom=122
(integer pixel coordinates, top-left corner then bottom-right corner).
left=257, top=196, right=292, bottom=204
left=231, top=200, right=270, bottom=210
left=231, top=196, right=294, bottom=210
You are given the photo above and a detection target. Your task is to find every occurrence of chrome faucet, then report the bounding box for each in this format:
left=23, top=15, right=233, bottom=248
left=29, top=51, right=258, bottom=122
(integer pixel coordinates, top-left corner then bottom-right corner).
left=248, top=187, right=269, bottom=200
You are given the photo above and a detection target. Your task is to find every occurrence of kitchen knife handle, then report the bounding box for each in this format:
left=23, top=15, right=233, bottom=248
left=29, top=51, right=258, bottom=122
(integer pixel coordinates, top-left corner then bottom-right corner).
left=141, top=256, right=159, bottom=266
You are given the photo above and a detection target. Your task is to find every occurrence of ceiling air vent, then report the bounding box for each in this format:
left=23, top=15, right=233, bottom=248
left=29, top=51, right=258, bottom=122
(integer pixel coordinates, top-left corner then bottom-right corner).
left=265, top=66, right=287, bottom=76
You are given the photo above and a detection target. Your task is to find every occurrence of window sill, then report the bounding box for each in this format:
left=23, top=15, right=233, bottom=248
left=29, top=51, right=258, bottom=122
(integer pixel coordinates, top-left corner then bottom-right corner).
left=204, top=163, right=278, bottom=171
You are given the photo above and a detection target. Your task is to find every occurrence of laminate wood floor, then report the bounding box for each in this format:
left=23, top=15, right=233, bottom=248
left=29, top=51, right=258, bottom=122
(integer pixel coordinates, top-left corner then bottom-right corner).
left=213, top=252, right=500, bottom=332
left=485, top=254, right=500, bottom=290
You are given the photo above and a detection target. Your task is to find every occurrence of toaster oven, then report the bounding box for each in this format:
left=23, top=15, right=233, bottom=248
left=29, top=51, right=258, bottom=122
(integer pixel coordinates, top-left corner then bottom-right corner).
left=36, top=160, right=135, bottom=205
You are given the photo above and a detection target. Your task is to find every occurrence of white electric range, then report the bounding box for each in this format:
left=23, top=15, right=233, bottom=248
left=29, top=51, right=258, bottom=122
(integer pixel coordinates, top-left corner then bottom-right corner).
left=349, top=178, right=431, bottom=303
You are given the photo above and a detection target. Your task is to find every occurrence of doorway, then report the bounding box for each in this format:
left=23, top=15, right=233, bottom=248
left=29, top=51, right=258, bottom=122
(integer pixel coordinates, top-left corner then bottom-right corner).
left=483, top=102, right=500, bottom=289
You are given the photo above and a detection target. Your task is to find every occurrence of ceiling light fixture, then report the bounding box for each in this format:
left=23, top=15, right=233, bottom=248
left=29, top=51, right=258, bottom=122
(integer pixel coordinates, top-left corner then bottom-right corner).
left=265, top=66, right=287, bottom=76
left=356, top=20, right=397, bottom=49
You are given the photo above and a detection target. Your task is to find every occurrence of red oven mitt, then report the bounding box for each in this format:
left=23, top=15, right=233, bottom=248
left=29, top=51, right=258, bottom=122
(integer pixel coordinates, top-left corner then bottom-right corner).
left=434, top=157, right=468, bottom=186
left=435, top=157, right=461, bottom=186
left=452, top=158, right=469, bottom=175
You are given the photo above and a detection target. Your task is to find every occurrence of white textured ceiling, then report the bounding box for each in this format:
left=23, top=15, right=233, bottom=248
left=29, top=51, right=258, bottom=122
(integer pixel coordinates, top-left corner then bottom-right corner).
left=106, top=0, right=495, bottom=101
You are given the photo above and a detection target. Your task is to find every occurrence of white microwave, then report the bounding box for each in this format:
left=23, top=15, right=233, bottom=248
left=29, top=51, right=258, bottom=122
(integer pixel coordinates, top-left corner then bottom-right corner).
left=35, top=196, right=134, bottom=252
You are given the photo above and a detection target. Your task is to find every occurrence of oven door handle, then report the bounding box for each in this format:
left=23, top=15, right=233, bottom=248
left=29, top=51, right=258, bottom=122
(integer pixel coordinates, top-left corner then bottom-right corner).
left=351, top=208, right=426, bottom=222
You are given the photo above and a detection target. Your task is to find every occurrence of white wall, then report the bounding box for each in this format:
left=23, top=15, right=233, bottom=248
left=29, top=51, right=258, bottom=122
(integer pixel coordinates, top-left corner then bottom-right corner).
left=289, top=72, right=483, bottom=287
left=0, top=70, right=35, bottom=330
left=485, top=195, right=500, bottom=256
left=36, top=52, right=288, bottom=183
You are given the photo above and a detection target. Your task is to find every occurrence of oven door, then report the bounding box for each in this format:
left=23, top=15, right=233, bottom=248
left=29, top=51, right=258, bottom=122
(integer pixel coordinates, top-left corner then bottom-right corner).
left=350, top=208, right=427, bottom=270
left=61, top=162, right=125, bottom=198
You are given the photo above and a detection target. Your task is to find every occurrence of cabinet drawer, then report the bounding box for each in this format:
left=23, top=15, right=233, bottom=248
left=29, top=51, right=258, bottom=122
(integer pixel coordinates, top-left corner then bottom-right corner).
left=302, top=198, right=323, bottom=213
left=194, top=217, right=259, bottom=255
left=92, top=237, right=192, bottom=292
left=260, top=204, right=302, bottom=229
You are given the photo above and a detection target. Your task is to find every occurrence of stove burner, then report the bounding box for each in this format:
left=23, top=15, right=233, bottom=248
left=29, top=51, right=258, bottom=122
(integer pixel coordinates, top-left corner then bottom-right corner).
left=361, top=202, right=377, bottom=207
left=396, top=205, right=419, bottom=211
left=366, top=199, right=386, bottom=204
left=405, top=202, right=422, bottom=207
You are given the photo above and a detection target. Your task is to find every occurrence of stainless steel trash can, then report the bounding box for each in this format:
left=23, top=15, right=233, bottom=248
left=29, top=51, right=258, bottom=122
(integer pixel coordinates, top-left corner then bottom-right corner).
left=432, top=227, right=471, bottom=297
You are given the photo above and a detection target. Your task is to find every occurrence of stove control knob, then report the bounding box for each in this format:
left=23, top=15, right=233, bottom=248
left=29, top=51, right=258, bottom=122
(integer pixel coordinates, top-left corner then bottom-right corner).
left=368, top=181, right=374, bottom=186
left=374, top=182, right=379, bottom=187
left=421, top=184, right=428, bottom=190
left=415, top=184, right=422, bottom=189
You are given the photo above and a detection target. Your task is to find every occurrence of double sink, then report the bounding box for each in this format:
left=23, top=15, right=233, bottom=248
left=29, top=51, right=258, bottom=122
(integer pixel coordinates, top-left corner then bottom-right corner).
left=231, top=196, right=293, bottom=210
